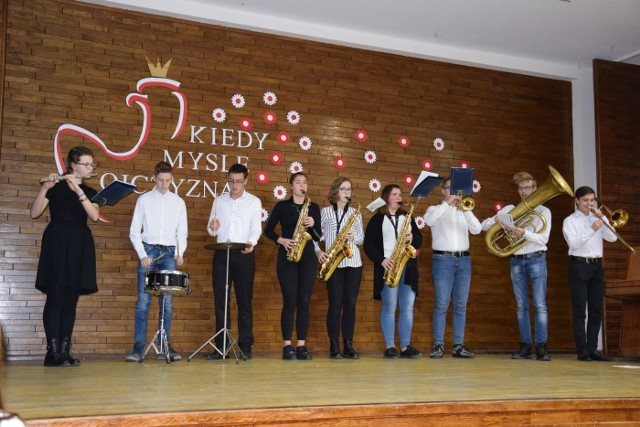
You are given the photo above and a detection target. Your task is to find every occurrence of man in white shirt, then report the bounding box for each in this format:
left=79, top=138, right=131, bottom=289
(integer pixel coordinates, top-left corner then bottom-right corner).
left=126, top=162, right=188, bottom=362
left=481, top=171, right=551, bottom=361
left=206, top=164, right=262, bottom=359
left=562, top=186, right=617, bottom=362
left=424, top=177, right=481, bottom=359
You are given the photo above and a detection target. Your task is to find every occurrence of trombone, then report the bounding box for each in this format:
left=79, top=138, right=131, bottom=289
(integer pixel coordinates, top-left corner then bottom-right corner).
left=589, top=206, right=636, bottom=255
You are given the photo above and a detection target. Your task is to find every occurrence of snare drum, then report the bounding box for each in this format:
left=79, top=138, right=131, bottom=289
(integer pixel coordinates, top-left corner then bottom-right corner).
left=144, top=270, right=191, bottom=296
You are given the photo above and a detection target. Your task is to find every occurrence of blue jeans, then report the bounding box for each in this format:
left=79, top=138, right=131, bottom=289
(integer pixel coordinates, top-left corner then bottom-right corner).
left=380, top=270, right=415, bottom=348
left=133, top=244, right=176, bottom=345
left=432, top=253, right=471, bottom=345
left=510, top=254, right=548, bottom=344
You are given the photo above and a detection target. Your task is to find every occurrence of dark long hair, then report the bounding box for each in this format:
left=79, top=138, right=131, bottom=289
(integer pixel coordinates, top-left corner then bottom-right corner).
left=378, top=184, right=406, bottom=215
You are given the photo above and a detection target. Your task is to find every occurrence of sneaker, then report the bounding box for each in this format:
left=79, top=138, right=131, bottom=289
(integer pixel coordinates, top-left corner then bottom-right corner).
left=383, top=347, right=399, bottom=359
left=296, top=345, right=313, bottom=360
left=430, top=344, right=445, bottom=359
left=400, top=345, right=421, bottom=358
left=282, top=345, right=297, bottom=360
left=169, top=346, right=182, bottom=361
left=125, top=343, right=145, bottom=362
left=240, top=346, right=252, bottom=360
left=452, top=344, right=475, bottom=359
left=512, top=342, right=533, bottom=360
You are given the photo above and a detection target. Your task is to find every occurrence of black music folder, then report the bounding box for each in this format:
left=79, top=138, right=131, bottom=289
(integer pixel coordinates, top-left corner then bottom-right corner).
left=411, top=171, right=444, bottom=198
left=91, top=180, right=136, bottom=206
left=450, top=167, right=474, bottom=196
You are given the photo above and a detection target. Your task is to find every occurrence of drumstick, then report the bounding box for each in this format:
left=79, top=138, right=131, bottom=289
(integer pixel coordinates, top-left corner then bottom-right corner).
left=151, top=253, right=166, bottom=263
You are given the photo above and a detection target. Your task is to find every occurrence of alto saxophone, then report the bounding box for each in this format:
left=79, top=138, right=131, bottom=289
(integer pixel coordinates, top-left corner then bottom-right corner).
left=383, top=203, right=417, bottom=288
left=286, top=197, right=312, bottom=263
left=317, top=203, right=361, bottom=282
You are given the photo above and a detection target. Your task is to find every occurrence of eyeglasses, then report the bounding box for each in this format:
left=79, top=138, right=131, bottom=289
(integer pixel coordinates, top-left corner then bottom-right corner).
left=76, top=162, right=97, bottom=169
left=339, top=188, right=352, bottom=193
left=443, top=186, right=451, bottom=190
left=227, top=179, right=246, bottom=185
left=518, top=186, right=534, bottom=191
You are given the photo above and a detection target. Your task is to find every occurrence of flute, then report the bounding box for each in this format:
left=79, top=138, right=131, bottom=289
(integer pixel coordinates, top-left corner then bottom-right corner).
left=40, top=173, right=97, bottom=183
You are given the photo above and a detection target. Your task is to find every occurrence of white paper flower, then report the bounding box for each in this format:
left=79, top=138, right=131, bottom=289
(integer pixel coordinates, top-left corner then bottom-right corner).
left=263, top=91, right=277, bottom=106
left=433, top=137, right=445, bottom=151
left=273, top=185, right=287, bottom=200
left=231, top=94, right=245, bottom=109
left=473, top=180, right=481, bottom=193
left=364, top=150, right=377, bottom=164
left=415, top=216, right=426, bottom=230
left=261, top=208, right=269, bottom=222
left=299, top=136, right=312, bottom=151
left=212, top=108, right=226, bottom=123
left=369, top=178, right=381, bottom=192
left=287, top=110, right=301, bottom=125
left=289, top=161, right=303, bottom=174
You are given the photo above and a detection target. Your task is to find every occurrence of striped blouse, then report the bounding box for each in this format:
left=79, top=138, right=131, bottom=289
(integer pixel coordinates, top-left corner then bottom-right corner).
left=316, top=204, right=364, bottom=268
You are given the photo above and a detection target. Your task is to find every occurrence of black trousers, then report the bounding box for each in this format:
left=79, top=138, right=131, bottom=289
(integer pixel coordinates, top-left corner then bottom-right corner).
left=276, top=247, right=317, bottom=341
left=568, top=257, right=605, bottom=354
left=43, top=286, right=80, bottom=340
left=212, top=250, right=255, bottom=350
left=326, top=266, right=363, bottom=342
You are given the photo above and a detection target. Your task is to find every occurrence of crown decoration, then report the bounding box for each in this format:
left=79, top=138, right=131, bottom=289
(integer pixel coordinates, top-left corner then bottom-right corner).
left=145, top=56, right=172, bottom=78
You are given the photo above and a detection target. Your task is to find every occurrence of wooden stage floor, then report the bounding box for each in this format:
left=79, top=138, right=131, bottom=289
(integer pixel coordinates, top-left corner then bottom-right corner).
left=3, top=353, right=640, bottom=426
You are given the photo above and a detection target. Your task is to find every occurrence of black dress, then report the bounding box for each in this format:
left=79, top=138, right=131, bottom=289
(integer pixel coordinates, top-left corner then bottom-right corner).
left=35, top=182, right=98, bottom=295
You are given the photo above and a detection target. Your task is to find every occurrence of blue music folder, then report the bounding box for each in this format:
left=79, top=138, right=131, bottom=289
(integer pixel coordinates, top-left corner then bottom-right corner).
left=450, top=168, right=474, bottom=196
left=411, top=171, right=444, bottom=198
left=91, top=180, right=136, bottom=206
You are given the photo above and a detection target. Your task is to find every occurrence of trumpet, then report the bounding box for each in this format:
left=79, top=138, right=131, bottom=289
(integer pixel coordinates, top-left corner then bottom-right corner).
left=458, top=196, right=475, bottom=212
left=40, top=173, right=96, bottom=183
left=589, top=207, right=636, bottom=255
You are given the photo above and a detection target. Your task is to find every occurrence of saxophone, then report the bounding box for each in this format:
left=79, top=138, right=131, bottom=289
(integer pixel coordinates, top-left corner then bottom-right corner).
left=286, top=197, right=312, bottom=263
left=383, top=203, right=417, bottom=288
left=317, top=203, right=361, bottom=282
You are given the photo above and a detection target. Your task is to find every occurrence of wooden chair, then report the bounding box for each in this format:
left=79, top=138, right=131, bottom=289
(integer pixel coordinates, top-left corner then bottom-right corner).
left=606, top=246, right=640, bottom=357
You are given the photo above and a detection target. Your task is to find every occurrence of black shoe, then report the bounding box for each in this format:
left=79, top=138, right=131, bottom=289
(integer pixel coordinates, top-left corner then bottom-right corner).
left=329, top=339, right=342, bottom=359
left=452, top=344, right=475, bottom=359
left=400, top=345, right=421, bottom=359
left=512, top=342, right=533, bottom=360
left=590, top=350, right=612, bottom=362
left=296, top=346, right=313, bottom=360
left=240, top=347, right=252, bottom=360
left=535, top=343, right=551, bottom=362
left=342, top=340, right=359, bottom=359
left=384, top=347, right=399, bottom=359
left=44, top=338, right=69, bottom=367
left=577, top=351, right=592, bottom=361
left=206, top=351, right=228, bottom=360
left=282, top=345, right=297, bottom=360
left=60, top=336, right=81, bottom=367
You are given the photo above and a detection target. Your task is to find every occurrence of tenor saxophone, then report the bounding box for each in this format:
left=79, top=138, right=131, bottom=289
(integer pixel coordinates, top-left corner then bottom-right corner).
left=286, top=197, right=312, bottom=263
left=383, top=203, right=417, bottom=288
left=317, top=203, right=361, bottom=282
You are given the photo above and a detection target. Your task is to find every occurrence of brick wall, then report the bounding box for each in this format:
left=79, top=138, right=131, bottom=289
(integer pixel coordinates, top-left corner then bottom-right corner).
left=0, top=0, right=576, bottom=359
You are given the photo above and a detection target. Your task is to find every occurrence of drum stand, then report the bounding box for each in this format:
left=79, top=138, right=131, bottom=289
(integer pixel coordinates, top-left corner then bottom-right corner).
left=188, top=242, right=247, bottom=364
left=141, top=293, right=174, bottom=364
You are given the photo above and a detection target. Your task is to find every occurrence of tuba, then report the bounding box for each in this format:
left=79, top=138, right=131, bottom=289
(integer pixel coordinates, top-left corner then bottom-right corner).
left=317, top=203, right=362, bottom=282
left=287, top=197, right=312, bottom=263
left=384, top=203, right=417, bottom=288
left=485, top=165, right=574, bottom=257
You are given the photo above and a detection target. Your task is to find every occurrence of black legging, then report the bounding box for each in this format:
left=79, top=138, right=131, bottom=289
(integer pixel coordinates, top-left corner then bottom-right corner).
left=43, top=287, right=80, bottom=340
left=326, top=266, right=362, bottom=342
left=276, top=247, right=317, bottom=341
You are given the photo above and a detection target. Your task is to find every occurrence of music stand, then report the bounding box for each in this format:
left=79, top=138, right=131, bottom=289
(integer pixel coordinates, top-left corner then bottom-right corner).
left=188, top=241, right=248, bottom=364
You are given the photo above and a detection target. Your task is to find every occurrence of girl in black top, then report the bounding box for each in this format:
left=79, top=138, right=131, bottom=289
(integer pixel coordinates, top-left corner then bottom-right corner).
left=264, top=173, right=322, bottom=360
left=30, top=146, right=100, bottom=367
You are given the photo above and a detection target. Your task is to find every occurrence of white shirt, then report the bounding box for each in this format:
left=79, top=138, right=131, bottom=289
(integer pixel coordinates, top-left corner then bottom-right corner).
left=481, top=204, right=551, bottom=255
left=562, top=209, right=617, bottom=257
left=382, top=214, right=410, bottom=257
left=424, top=201, right=481, bottom=251
left=316, top=204, right=364, bottom=268
left=206, top=190, right=262, bottom=246
left=130, top=188, right=188, bottom=259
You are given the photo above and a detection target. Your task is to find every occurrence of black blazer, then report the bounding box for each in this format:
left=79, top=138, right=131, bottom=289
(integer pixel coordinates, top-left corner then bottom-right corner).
left=363, top=212, right=423, bottom=300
